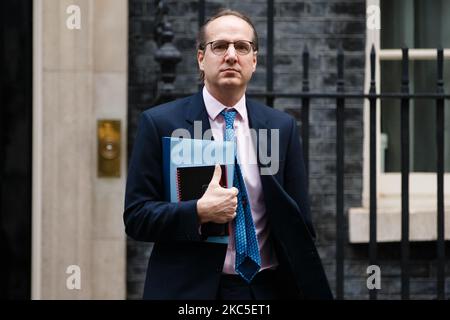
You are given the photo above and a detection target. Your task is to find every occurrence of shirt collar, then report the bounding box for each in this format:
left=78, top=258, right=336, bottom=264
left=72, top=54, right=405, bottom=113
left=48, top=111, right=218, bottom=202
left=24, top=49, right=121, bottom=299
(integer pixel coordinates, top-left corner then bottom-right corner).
left=202, top=86, right=247, bottom=122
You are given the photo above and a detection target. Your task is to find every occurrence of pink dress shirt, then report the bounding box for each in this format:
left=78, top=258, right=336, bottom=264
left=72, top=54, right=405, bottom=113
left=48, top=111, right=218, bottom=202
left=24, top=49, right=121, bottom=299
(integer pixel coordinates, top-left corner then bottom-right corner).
left=202, top=86, right=278, bottom=274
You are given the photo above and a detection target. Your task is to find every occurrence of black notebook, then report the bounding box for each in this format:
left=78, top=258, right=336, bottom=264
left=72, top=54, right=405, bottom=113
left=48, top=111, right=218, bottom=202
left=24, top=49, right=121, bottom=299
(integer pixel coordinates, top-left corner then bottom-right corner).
left=176, top=165, right=229, bottom=238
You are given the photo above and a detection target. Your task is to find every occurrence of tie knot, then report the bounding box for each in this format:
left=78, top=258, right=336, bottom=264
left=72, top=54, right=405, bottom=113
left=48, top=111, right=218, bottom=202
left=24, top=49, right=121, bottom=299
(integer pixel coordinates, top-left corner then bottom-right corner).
left=220, top=109, right=237, bottom=129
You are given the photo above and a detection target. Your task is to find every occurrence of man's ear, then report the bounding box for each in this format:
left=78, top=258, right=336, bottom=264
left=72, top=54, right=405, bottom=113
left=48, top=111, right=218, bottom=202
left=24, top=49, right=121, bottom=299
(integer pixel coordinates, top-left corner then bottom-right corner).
left=252, top=51, right=258, bottom=72
left=197, top=50, right=205, bottom=71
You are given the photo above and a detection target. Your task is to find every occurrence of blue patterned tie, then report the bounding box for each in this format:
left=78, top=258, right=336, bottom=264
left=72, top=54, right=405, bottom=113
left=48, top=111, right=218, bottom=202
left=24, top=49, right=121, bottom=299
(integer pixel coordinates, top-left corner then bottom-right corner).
left=221, top=109, right=261, bottom=283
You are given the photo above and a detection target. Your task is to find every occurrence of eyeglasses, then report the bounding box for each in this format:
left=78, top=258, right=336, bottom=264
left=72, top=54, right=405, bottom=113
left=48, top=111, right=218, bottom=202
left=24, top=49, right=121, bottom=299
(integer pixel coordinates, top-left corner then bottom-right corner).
left=203, top=40, right=255, bottom=56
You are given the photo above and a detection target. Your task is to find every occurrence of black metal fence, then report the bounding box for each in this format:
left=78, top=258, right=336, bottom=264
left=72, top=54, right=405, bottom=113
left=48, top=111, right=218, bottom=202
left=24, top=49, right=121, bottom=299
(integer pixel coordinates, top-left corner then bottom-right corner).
left=152, top=0, right=448, bottom=300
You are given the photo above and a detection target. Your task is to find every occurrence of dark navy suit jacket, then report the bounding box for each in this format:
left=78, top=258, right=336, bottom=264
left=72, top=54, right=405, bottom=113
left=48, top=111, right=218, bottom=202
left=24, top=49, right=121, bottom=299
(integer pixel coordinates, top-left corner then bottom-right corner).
left=124, top=91, right=333, bottom=299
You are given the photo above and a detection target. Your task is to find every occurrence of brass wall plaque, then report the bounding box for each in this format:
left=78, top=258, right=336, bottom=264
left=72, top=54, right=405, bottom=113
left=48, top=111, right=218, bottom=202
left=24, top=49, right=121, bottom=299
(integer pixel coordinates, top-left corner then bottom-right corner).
left=98, top=120, right=121, bottom=177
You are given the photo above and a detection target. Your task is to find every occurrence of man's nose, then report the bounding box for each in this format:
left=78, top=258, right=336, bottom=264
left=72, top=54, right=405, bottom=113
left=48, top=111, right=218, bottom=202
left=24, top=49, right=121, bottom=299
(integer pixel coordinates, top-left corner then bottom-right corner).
left=224, top=44, right=237, bottom=62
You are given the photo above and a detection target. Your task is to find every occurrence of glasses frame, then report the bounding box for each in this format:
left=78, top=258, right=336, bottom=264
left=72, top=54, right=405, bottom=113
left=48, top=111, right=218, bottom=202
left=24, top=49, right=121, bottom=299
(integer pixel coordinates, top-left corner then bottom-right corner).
left=203, top=40, right=256, bottom=56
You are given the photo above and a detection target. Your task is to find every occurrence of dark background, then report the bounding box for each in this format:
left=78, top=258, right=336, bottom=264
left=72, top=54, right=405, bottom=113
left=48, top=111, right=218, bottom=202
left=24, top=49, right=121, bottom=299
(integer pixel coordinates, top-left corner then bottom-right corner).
left=0, top=0, right=32, bottom=299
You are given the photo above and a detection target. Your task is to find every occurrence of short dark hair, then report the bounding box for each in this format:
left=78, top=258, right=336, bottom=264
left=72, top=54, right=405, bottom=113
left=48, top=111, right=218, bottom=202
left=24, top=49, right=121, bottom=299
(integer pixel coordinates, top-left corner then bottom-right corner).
left=196, top=9, right=259, bottom=81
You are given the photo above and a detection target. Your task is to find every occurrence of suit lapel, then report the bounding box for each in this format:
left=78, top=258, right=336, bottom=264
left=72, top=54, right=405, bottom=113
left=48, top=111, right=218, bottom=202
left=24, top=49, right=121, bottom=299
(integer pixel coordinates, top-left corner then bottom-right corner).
left=184, top=91, right=212, bottom=140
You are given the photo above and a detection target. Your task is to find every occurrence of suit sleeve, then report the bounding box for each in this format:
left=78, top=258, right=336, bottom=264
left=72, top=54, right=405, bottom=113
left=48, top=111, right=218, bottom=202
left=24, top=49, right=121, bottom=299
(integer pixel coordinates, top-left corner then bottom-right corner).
left=123, top=112, right=202, bottom=242
left=283, top=116, right=317, bottom=240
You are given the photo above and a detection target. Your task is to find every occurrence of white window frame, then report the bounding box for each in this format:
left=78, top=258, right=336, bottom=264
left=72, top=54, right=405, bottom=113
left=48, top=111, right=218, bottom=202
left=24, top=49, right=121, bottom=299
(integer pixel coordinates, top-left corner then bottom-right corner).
left=349, top=0, right=450, bottom=243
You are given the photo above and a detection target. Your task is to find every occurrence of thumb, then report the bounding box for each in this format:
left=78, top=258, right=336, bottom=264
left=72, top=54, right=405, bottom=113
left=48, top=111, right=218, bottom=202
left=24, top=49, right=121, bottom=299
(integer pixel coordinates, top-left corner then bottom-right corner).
left=209, top=164, right=222, bottom=186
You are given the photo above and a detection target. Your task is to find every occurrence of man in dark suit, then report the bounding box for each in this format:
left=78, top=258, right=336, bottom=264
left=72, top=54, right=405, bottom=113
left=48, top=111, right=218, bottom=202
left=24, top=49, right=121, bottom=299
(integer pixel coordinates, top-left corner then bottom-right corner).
left=124, top=9, right=332, bottom=300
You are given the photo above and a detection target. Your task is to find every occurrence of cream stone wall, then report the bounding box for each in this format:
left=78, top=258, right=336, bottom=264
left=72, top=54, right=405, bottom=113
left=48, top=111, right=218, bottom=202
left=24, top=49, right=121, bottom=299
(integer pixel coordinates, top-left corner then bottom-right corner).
left=33, top=0, right=127, bottom=299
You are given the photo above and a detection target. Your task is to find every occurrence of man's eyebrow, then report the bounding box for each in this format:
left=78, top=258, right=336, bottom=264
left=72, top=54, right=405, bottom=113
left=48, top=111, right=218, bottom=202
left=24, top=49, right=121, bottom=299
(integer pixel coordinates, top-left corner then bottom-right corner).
left=208, top=39, right=253, bottom=42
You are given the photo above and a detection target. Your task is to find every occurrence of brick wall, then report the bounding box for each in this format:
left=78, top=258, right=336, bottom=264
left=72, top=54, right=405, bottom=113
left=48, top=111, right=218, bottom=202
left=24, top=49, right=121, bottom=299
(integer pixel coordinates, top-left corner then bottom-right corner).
left=127, top=0, right=449, bottom=299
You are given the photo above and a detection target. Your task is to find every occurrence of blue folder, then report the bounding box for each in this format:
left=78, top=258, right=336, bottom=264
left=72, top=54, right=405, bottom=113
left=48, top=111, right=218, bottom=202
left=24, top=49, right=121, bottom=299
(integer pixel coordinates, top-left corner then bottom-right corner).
left=162, top=137, right=235, bottom=244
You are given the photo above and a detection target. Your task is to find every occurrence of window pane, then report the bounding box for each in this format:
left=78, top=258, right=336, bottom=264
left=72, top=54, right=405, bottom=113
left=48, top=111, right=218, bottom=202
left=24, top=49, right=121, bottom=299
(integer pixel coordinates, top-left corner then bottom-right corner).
left=380, top=0, right=450, bottom=173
